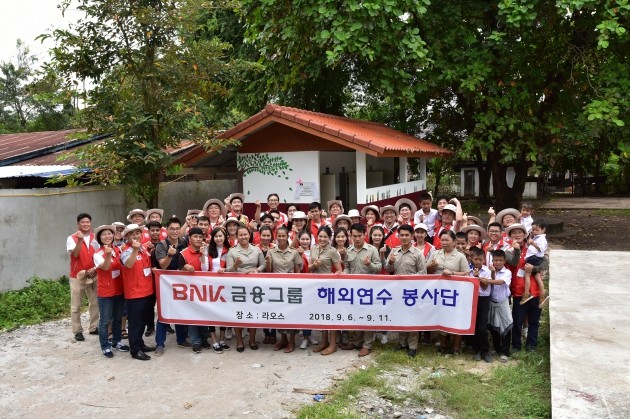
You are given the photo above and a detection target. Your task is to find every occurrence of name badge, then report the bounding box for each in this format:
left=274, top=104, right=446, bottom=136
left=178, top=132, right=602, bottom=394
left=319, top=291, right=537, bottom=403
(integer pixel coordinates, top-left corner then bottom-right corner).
left=143, top=267, right=151, bottom=276
left=112, top=270, right=121, bottom=279
left=517, top=268, right=525, bottom=277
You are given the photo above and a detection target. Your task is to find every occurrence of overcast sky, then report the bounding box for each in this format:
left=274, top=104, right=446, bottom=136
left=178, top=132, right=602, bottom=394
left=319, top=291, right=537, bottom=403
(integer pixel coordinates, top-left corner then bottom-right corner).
left=0, top=1, right=79, bottom=64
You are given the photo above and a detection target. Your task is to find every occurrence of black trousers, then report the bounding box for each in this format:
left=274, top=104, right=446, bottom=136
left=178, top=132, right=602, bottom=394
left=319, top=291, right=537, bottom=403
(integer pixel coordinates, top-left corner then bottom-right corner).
left=126, top=296, right=151, bottom=355
left=143, top=293, right=156, bottom=331
left=473, top=296, right=490, bottom=354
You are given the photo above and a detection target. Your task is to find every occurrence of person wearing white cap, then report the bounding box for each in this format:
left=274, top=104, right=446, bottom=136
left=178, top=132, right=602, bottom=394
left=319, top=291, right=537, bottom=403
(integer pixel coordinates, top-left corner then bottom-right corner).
left=202, top=199, right=226, bottom=232
left=66, top=213, right=100, bottom=341
left=395, top=198, right=417, bottom=227
left=432, top=203, right=462, bottom=250
left=146, top=209, right=167, bottom=241
left=127, top=209, right=151, bottom=244
left=489, top=207, right=520, bottom=241
left=288, top=210, right=309, bottom=246
left=120, top=224, right=156, bottom=360
left=347, top=209, right=361, bottom=225
left=112, top=222, right=126, bottom=249
left=93, top=225, right=128, bottom=358
left=413, top=223, right=435, bottom=263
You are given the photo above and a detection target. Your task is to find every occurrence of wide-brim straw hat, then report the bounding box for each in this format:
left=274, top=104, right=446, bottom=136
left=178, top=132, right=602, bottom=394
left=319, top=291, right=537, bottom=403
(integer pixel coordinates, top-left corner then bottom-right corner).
left=94, top=224, right=116, bottom=237
left=126, top=209, right=146, bottom=222
left=496, top=208, right=520, bottom=225
left=442, top=204, right=457, bottom=215
left=292, top=211, right=308, bottom=220
left=466, top=215, right=484, bottom=227
left=347, top=209, right=361, bottom=218
left=395, top=198, right=417, bottom=214
left=505, top=223, right=527, bottom=236
left=414, top=223, right=429, bottom=232
left=327, top=200, right=344, bottom=214
left=223, top=217, right=244, bottom=228
left=379, top=205, right=399, bottom=218
left=361, top=205, right=380, bottom=218
left=187, top=209, right=202, bottom=217
left=203, top=198, right=225, bottom=214
left=462, top=224, right=487, bottom=241
left=332, top=215, right=352, bottom=230
left=122, top=224, right=142, bottom=237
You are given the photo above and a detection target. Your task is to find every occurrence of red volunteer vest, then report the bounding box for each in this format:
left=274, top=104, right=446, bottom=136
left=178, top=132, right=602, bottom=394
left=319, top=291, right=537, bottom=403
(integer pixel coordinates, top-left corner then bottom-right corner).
left=69, top=232, right=96, bottom=278
left=120, top=244, right=153, bottom=299
left=96, top=247, right=123, bottom=297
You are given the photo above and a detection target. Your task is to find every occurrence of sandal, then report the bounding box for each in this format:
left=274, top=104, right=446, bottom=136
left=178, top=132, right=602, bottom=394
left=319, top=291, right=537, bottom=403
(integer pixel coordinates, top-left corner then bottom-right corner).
left=249, top=343, right=259, bottom=350
left=274, top=341, right=288, bottom=351
left=283, top=342, right=295, bottom=353
left=539, top=296, right=550, bottom=309
left=121, top=329, right=128, bottom=339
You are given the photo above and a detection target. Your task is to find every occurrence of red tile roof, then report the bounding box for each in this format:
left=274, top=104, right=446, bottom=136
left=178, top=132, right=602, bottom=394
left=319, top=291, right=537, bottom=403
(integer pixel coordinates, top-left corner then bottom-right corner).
left=217, top=104, right=452, bottom=157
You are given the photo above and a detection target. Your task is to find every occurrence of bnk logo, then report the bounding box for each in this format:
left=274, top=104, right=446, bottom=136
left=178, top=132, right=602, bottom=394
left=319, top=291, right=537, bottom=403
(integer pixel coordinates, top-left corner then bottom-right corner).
left=172, top=284, right=226, bottom=302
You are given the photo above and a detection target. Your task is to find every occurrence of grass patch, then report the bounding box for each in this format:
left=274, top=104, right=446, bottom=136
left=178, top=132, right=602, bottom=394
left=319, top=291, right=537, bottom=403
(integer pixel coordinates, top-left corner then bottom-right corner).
left=0, top=276, right=71, bottom=332
left=296, top=309, right=551, bottom=418
left=594, top=208, right=630, bottom=217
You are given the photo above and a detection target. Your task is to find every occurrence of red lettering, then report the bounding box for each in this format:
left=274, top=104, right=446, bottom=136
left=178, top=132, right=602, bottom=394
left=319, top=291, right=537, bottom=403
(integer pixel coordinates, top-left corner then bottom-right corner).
left=173, top=284, right=188, bottom=300
left=190, top=284, right=207, bottom=301
left=209, top=285, right=226, bottom=303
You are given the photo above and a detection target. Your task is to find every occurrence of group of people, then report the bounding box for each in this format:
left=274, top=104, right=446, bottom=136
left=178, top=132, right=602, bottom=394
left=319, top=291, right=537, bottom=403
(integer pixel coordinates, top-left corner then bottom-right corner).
left=67, top=192, right=549, bottom=363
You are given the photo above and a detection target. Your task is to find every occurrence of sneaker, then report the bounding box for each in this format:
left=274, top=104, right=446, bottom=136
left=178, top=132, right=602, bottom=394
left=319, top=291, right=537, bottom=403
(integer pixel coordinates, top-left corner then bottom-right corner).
left=75, top=332, right=85, bottom=341
left=499, top=355, right=509, bottom=363
left=483, top=352, right=493, bottom=363
left=201, top=340, right=211, bottom=350
left=307, top=335, right=319, bottom=345
left=473, top=353, right=482, bottom=361
left=220, top=342, right=230, bottom=351
left=299, top=338, right=309, bottom=350
left=166, top=325, right=175, bottom=335
left=407, top=349, right=417, bottom=358
left=115, top=342, right=130, bottom=352
left=155, top=346, right=164, bottom=356
left=144, top=328, right=155, bottom=337
left=192, top=344, right=202, bottom=353
left=225, top=328, right=233, bottom=340
left=102, top=348, right=114, bottom=358
left=212, top=343, right=223, bottom=353
left=89, top=329, right=99, bottom=335
left=177, top=340, right=192, bottom=348
left=380, top=333, right=388, bottom=345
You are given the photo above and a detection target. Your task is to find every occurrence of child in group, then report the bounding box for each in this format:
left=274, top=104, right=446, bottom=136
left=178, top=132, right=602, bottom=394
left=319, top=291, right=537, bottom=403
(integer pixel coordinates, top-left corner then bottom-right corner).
left=522, top=221, right=549, bottom=308
left=413, top=193, right=438, bottom=243
left=520, top=202, right=534, bottom=233
left=469, top=247, right=492, bottom=363
left=485, top=249, right=513, bottom=363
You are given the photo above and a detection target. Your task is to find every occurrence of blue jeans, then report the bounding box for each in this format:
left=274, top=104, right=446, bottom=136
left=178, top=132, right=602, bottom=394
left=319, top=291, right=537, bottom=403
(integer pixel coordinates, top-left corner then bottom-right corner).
left=189, top=326, right=209, bottom=345
left=97, top=295, right=124, bottom=350
left=512, top=296, right=542, bottom=350
left=155, top=322, right=188, bottom=347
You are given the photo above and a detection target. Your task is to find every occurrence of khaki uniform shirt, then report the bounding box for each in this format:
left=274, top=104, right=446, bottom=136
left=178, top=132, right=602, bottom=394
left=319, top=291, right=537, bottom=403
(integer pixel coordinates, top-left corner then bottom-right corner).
left=310, top=244, right=341, bottom=273
left=344, top=243, right=382, bottom=274
left=268, top=246, right=303, bottom=273
left=386, top=245, right=427, bottom=275
left=226, top=244, right=265, bottom=273
left=427, top=249, right=468, bottom=274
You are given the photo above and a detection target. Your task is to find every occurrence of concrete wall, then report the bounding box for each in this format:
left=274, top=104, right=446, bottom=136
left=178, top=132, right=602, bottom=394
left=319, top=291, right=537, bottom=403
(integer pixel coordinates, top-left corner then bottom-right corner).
left=0, top=179, right=237, bottom=291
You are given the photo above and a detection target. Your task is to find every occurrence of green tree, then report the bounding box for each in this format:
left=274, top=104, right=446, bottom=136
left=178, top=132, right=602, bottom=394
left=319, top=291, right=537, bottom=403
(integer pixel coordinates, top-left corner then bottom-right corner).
left=240, top=0, right=629, bottom=208
left=0, top=40, right=38, bottom=131
left=46, top=0, right=239, bottom=206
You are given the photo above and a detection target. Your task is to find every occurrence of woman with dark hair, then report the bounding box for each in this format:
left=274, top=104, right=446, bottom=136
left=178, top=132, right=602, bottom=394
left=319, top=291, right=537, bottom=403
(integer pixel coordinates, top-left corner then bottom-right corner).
left=93, top=225, right=128, bottom=358
left=226, top=225, right=266, bottom=352
left=333, top=227, right=350, bottom=267
left=369, top=225, right=390, bottom=274
left=310, top=225, right=343, bottom=355
left=207, top=227, right=230, bottom=352
left=427, top=229, right=469, bottom=354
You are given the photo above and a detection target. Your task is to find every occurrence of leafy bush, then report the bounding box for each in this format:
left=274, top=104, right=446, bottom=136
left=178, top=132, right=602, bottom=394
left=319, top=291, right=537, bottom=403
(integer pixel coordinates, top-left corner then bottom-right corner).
left=0, top=277, right=70, bottom=332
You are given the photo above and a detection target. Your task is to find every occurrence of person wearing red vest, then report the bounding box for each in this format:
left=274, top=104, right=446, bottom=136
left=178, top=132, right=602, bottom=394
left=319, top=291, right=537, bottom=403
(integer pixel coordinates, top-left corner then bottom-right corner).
left=93, top=225, right=129, bottom=358
left=66, top=213, right=100, bottom=341
left=120, top=224, right=156, bottom=360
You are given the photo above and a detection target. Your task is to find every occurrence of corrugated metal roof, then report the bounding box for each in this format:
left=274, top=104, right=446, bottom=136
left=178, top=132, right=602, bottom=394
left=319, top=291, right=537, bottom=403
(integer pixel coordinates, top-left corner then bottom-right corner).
left=0, top=130, right=80, bottom=161
left=0, top=165, right=87, bottom=178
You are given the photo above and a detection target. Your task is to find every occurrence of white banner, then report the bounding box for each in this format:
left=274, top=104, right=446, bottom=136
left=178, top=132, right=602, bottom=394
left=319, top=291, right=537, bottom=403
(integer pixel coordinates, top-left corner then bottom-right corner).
left=155, top=272, right=480, bottom=334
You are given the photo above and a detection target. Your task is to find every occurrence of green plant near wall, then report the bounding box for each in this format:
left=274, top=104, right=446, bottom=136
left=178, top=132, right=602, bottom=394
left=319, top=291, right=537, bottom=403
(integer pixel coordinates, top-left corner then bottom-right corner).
left=0, top=277, right=71, bottom=332
left=237, top=153, right=293, bottom=178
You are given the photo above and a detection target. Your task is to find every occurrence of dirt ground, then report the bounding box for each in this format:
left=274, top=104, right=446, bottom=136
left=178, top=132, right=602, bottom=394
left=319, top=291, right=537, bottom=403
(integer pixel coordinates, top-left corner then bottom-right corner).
left=537, top=209, right=630, bottom=251
left=0, top=317, right=363, bottom=418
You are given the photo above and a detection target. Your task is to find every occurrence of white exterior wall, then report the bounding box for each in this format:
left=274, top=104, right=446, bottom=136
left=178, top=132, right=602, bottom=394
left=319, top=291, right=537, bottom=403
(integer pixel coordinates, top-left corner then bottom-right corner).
left=239, top=151, right=320, bottom=204
left=460, top=167, right=537, bottom=199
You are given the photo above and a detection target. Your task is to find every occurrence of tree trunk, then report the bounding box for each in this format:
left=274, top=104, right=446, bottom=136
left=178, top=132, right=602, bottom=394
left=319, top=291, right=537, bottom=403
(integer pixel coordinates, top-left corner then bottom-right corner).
left=491, top=154, right=530, bottom=210
left=474, top=149, right=492, bottom=205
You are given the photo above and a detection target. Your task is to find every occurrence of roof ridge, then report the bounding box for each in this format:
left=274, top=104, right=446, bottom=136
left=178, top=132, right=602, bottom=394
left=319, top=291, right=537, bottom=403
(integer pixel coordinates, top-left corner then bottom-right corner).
left=264, top=103, right=390, bottom=128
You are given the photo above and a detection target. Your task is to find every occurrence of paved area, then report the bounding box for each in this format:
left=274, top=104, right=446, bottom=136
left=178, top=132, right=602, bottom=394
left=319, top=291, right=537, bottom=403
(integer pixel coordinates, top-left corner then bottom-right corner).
left=541, top=197, right=630, bottom=209
left=550, top=250, right=630, bottom=418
